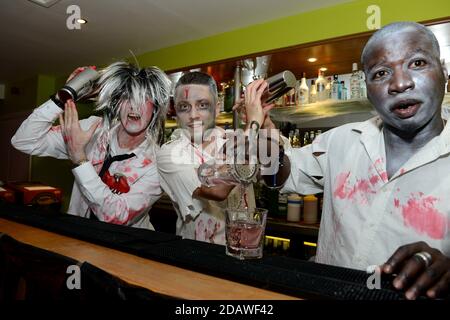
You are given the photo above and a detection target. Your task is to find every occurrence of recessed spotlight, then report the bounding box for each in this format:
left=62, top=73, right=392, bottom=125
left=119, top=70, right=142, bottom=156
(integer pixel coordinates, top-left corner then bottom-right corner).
left=77, top=18, right=87, bottom=24
left=307, top=58, right=317, bottom=63
left=319, top=67, right=328, bottom=72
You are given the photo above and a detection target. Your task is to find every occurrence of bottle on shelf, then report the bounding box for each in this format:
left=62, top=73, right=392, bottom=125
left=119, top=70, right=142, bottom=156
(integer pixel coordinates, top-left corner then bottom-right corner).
left=288, top=130, right=294, bottom=146
left=340, top=81, right=348, bottom=100
left=350, top=62, right=361, bottom=99
left=278, top=192, right=288, bottom=219
left=303, top=194, right=318, bottom=224
left=359, top=70, right=367, bottom=98
left=292, top=128, right=301, bottom=148
left=316, top=70, right=327, bottom=102
left=303, top=131, right=310, bottom=146
left=287, top=194, right=302, bottom=222
left=325, top=77, right=332, bottom=99
left=309, top=130, right=316, bottom=143
left=297, top=72, right=309, bottom=106
left=310, top=80, right=317, bottom=103
left=331, top=75, right=339, bottom=100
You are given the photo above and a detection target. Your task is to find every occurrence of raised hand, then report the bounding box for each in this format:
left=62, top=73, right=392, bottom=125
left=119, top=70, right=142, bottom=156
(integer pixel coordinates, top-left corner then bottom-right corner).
left=59, top=99, right=101, bottom=165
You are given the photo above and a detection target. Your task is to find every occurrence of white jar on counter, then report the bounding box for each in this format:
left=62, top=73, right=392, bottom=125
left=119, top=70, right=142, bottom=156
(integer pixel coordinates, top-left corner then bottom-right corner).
left=287, top=194, right=302, bottom=222
left=303, top=195, right=318, bottom=224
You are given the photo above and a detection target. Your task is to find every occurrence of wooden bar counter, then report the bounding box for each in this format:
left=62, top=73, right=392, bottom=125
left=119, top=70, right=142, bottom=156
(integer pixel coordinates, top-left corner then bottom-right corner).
left=0, top=218, right=298, bottom=300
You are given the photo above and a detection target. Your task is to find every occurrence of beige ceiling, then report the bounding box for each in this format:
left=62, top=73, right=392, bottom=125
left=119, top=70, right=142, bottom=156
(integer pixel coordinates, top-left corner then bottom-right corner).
left=0, top=0, right=352, bottom=83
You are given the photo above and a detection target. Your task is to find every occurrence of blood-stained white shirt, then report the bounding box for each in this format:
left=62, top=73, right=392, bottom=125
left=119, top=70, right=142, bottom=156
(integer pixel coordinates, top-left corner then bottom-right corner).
left=282, top=116, right=450, bottom=270
left=156, top=128, right=237, bottom=245
left=11, top=100, right=162, bottom=230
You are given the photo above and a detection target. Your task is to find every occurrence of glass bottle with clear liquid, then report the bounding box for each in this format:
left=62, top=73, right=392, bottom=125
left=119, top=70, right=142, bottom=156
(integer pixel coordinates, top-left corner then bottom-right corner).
left=350, top=62, right=361, bottom=99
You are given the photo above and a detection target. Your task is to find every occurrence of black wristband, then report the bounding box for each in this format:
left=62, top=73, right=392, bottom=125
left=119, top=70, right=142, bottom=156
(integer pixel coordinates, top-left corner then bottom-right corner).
left=50, top=94, right=65, bottom=109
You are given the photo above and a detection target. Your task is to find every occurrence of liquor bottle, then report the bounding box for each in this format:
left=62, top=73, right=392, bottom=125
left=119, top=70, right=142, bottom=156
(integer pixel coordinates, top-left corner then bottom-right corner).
left=303, top=131, right=310, bottom=146
left=331, top=75, right=339, bottom=100
left=278, top=192, right=288, bottom=219
left=350, top=63, right=361, bottom=99
left=340, top=81, right=348, bottom=100
left=359, top=71, right=367, bottom=98
left=297, top=72, right=309, bottom=105
left=316, top=70, right=327, bottom=102
left=292, top=129, right=301, bottom=148
left=325, top=77, right=332, bottom=99
left=288, top=130, right=294, bottom=145
left=310, top=80, right=317, bottom=103
left=309, top=130, right=316, bottom=143
left=316, top=129, right=322, bottom=137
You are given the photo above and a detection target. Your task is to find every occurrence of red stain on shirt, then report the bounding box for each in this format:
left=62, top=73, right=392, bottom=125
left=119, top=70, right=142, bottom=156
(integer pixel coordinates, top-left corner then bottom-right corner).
left=333, top=172, right=351, bottom=199
left=50, top=126, right=61, bottom=132
left=141, top=158, right=152, bottom=166
left=394, top=198, right=400, bottom=208
left=348, top=180, right=373, bottom=200
left=369, top=175, right=380, bottom=185
left=400, top=168, right=406, bottom=175
left=400, top=194, right=447, bottom=239
left=380, top=172, right=388, bottom=182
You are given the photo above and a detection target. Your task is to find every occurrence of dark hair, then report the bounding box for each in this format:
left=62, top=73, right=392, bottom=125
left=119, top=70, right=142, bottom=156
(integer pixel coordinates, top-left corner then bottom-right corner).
left=361, top=22, right=441, bottom=71
left=174, top=71, right=218, bottom=104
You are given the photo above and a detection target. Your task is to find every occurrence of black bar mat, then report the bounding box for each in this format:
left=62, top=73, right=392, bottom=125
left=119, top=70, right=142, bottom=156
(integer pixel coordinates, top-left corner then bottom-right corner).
left=0, top=203, right=442, bottom=300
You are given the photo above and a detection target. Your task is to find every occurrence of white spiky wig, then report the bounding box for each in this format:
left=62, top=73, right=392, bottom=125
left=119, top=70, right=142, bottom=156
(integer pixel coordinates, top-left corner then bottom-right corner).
left=95, top=61, right=171, bottom=153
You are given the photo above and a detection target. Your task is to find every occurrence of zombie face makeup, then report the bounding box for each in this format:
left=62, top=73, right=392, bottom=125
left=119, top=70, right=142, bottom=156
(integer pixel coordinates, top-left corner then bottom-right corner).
left=174, top=84, right=217, bottom=143
left=119, top=99, right=155, bottom=136
left=364, top=28, right=447, bottom=135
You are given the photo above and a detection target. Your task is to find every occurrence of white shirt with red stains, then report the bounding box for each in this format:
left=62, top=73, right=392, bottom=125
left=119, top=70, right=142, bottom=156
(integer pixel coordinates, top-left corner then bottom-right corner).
left=282, top=116, right=450, bottom=270
left=11, top=100, right=162, bottom=229
left=156, top=128, right=238, bottom=245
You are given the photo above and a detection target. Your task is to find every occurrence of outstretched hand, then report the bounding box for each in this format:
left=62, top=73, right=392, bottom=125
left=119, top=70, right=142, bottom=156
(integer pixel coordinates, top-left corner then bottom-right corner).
left=59, top=99, right=101, bottom=165
left=382, top=241, right=450, bottom=299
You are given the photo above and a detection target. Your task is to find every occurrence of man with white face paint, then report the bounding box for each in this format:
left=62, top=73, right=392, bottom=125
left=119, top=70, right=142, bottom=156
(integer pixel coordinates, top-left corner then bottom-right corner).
left=243, top=22, right=449, bottom=299
left=156, top=72, right=241, bottom=245
left=11, top=62, right=171, bottom=229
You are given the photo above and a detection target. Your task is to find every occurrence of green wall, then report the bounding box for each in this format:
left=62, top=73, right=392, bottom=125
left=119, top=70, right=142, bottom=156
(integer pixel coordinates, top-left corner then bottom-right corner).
left=136, top=0, right=450, bottom=71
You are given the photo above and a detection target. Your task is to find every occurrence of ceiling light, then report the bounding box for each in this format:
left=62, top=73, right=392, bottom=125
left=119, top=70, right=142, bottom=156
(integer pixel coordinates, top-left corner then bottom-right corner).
left=307, top=58, right=317, bottom=63
left=77, top=18, right=87, bottom=24
left=319, top=67, right=328, bottom=71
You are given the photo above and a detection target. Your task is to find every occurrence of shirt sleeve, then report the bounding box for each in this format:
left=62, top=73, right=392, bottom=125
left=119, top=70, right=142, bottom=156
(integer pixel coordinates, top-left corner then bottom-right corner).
left=281, top=130, right=329, bottom=195
left=11, top=100, right=68, bottom=159
left=72, top=161, right=162, bottom=226
left=10, top=99, right=101, bottom=160
left=156, top=143, right=204, bottom=221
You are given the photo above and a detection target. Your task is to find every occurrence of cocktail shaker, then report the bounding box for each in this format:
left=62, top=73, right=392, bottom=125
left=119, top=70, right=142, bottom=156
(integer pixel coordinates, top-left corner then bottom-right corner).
left=57, top=68, right=100, bottom=103
left=261, top=70, right=297, bottom=103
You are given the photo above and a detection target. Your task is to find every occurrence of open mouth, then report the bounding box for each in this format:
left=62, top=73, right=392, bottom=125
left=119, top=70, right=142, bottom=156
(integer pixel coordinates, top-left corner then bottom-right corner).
left=127, top=113, right=141, bottom=121
left=390, top=99, right=422, bottom=119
